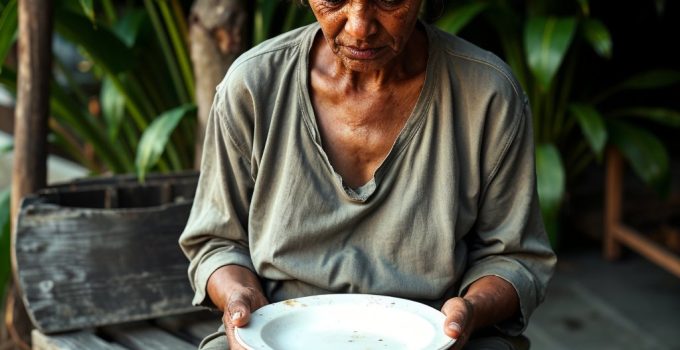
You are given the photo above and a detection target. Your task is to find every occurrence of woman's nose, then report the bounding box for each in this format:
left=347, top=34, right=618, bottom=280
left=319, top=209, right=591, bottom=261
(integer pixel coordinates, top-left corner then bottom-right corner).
left=344, top=3, right=377, bottom=40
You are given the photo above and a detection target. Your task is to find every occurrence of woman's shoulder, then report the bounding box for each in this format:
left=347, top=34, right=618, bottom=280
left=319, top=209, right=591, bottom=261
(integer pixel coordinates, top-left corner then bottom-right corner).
left=223, top=23, right=318, bottom=82
left=428, top=24, right=523, bottom=98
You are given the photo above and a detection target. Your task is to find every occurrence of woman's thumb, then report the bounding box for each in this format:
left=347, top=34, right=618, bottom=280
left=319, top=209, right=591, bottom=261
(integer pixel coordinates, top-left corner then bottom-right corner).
left=227, top=293, right=251, bottom=327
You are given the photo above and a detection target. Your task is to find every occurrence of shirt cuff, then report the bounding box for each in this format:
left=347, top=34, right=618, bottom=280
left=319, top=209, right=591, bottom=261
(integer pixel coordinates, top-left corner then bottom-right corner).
left=458, top=256, right=538, bottom=336
left=191, top=248, right=256, bottom=309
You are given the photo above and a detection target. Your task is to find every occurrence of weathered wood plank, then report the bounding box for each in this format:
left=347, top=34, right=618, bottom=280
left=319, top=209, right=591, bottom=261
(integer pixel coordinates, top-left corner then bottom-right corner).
left=154, top=311, right=221, bottom=345
left=32, top=329, right=127, bottom=350
left=102, top=323, right=195, bottom=350
left=15, top=201, right=196, bottom=333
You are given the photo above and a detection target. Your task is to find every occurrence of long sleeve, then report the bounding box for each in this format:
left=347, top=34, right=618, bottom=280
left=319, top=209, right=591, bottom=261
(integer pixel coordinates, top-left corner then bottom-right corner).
left=458, top=97, right=557, bottom=335
left=179, top=74, right=256, bottom=308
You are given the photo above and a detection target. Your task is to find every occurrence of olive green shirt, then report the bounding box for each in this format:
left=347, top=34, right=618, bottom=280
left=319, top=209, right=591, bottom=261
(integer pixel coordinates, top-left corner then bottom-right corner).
left=179, top=22, right=556, bottom=335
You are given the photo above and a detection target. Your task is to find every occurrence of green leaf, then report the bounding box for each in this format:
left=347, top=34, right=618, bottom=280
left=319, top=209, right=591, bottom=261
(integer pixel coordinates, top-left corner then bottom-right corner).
left=536, top=143, right=565, bottom=247
left=618, top=70, right=680, bottom=90
left=608, top=120, right=670, bottom=195
left=101, top=77, right=126, bottom=141
left=112, top=10, right=147, bottom=48
left=0, top=0, right=17, bottom=73
left=536, top=143, right=565, bottom=217
left=569, top=103, right=607, bottom=159
left=0, top=139, right=12, bottom=154
left=78, top=0, right=95, bottom=24
left=136, top=104, right=196, bottom=181
left=608, top=107, right=680, bottom=127
left=0, top=188, right=11, bottom=303
left=55, top=7, right=134, bottom=75
left=582, top=18, right=612, bottom=59
left=524, top=16, right=577, bottom=90
left=436, top=2, right=488, bottom=35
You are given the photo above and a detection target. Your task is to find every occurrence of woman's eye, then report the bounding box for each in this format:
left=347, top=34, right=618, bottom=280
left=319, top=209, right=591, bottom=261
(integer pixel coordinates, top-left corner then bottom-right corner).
left=377, top=0, right=404, bottom=7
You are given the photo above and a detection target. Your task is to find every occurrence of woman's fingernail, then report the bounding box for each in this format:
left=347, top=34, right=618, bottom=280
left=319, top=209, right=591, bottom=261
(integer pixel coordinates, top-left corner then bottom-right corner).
left=448, top=322, right=462, bottom=334
left=231, top=311, right=242, bottom=321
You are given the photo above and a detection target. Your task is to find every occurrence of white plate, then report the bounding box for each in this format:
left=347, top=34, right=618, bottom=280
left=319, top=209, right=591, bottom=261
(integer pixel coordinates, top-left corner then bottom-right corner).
left=235, top=294, right=455, bottom=350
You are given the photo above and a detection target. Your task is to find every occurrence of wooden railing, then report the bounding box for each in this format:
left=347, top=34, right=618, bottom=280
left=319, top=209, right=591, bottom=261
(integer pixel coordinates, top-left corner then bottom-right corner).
left=604, top=148, right=680, bottom=278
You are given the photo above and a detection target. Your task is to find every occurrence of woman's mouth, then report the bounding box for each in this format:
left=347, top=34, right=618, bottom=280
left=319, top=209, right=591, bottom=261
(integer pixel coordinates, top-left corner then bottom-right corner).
left=342, top=45, right=384, bottom=60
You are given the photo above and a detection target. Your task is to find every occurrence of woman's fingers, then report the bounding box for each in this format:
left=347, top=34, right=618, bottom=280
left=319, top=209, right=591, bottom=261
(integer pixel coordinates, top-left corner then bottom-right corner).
left=224, top=313, right=247, bottom=350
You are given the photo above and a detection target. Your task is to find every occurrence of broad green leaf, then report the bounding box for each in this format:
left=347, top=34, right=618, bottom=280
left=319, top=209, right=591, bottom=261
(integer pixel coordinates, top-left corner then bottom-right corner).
left=609, top=107, right=680, bottom=128
left=101, top=77, right=126, bottom=141
left=0, top=0, right=17, bottom=74
left=136, top=104, right=196, bottom=181
left=78, top=0, right=95, bottom=24
left=569, top=104, right=607, bottom=158
left=608, top=121, right=670, bottom=195
left=536, top=143, right=565, bottom=247
left=582, top=19, right=612, bottom=59
left=0, top=189, right=11, bottom=303
left=55, top=7, right=134, bottom=74
left=524, top=16, right=577, bottom=90
left=112, top=10, right=147, bottom=48
left=618, top=70, right=680, bottom=90
left=436, top=2, right=488, bottom=35
left=536, top=143, right=565, bottom=217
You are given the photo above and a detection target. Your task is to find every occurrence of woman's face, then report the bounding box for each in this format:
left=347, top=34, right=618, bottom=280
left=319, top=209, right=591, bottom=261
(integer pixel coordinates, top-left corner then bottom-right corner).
left=309, top=0, right=423, bottom=72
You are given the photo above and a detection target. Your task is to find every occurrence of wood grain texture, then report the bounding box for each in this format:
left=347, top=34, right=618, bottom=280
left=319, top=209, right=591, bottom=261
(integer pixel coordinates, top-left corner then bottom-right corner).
left=154, top=310, right=221, bottom=345
left=32, top=329, right=127, bottom=350
left=102, top=323, right=195, bottom=350
left=15, top=200, right=195, bottom=333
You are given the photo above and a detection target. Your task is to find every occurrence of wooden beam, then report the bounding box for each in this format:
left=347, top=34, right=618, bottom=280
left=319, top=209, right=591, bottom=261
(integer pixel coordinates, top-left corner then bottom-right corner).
left=614, top=224, right=680, bottom=279
left=9, top=0, right=54, bottom=347
left=604, top=148, right=623, bottom=260
left=11, top=0, right=53, bottom=229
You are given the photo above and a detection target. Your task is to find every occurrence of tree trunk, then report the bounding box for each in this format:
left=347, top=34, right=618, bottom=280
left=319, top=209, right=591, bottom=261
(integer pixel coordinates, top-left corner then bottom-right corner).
left=8, top=0, right=54, bottom=348
left=189, top=0, right=251, bottom=168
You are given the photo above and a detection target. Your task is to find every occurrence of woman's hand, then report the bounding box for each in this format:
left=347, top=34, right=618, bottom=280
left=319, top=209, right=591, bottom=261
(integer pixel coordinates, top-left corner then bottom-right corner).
left=441, top=276, right=520, bottom=349
left=207, top=265, right=268, bottom=350
left=441, top=297, right=475, bottom=349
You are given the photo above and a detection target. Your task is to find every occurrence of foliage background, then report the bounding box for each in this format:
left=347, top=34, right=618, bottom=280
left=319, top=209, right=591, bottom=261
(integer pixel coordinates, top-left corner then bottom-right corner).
left=0, top=0, right=679, bottom=302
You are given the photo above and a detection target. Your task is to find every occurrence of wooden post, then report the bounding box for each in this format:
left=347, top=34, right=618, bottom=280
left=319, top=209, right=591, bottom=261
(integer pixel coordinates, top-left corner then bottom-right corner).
left=604, top=147, right=623, bottom=260
left=8, top=0, right=54, bottom=347
left=189, top=0, right=251, bottom=168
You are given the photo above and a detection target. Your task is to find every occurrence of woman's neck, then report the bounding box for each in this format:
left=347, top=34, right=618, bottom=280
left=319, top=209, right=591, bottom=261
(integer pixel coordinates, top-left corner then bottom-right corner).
left=312, top=26, right=428, bottom=92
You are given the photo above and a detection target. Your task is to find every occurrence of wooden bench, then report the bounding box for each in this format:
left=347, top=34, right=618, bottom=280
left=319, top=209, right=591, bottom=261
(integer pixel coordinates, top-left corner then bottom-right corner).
left=12, top=172, right=222, bottom=349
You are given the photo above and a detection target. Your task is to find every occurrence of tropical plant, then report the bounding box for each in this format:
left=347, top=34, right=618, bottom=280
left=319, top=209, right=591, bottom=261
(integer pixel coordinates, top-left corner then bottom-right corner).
left=436, top=0, right=679, bottom=246
left=1, top=0, right=198, bottom=181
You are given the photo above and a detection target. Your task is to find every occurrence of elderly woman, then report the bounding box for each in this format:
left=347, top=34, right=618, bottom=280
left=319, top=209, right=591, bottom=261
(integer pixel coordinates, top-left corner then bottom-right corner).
left=180, top=0, right=556, bottom=349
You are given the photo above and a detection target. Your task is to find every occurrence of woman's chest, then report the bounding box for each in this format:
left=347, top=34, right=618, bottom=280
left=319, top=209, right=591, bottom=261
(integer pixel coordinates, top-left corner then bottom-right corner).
left=312, top=91, right=418, bottom=188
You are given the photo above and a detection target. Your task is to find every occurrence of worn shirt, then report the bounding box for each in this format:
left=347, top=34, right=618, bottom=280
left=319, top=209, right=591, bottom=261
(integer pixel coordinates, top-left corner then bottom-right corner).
left=179, top=22, right=556, bottom=335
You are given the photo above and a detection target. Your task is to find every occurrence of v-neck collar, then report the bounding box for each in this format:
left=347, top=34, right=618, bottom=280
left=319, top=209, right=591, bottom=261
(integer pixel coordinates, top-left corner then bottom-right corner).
left=297, top=22, right=438, bottom=203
